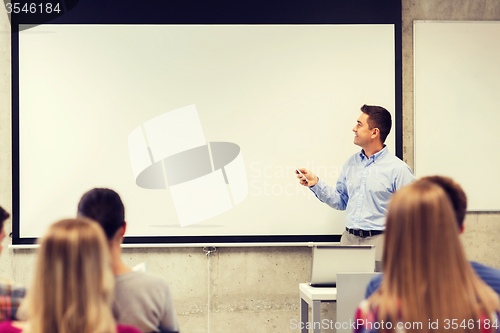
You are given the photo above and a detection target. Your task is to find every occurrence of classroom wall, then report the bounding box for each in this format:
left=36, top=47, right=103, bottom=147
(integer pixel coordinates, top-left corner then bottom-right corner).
left=1, top=1, right=500, bottom=332
left=400, top=0, right=500, bottom=269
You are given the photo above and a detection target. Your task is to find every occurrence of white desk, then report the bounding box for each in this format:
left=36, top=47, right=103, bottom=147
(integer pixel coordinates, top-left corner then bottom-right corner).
left=299, top=283, right=337, bottom=333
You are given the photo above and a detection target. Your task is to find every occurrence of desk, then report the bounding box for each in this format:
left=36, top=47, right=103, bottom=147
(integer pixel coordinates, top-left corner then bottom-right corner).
left=299, top=283, right=337, bottom=333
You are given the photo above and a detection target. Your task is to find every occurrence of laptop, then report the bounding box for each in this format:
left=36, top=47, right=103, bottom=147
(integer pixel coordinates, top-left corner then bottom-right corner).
left=309, top=245, right=376, bottom=287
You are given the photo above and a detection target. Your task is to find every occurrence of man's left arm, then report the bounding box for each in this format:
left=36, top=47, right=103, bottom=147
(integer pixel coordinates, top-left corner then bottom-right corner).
left=393, top=165, right=416, bottom=191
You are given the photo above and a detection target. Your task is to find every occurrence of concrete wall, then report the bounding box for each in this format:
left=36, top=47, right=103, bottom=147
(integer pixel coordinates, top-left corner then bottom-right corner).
left=400, top=0, right=500, bottom=270
left=1, top=1, right=500, bottom=332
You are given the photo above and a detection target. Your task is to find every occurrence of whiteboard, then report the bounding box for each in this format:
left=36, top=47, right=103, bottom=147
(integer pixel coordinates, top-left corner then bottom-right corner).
left=15, top=24, right=397, bottom=241
left=414, top=21, right=500, bottom=211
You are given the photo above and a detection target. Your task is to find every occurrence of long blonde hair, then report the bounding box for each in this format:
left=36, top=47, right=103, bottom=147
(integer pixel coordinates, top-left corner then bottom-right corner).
left=24, top=218, right=116, bottom=333
left=369, top=180, right=499, bottom=333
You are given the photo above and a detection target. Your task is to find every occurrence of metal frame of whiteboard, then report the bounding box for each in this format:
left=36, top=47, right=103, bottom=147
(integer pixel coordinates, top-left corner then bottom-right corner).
left=413, top=21, right=500, bottom=212
left=9, top=241, right=340, bottom=249
left=14, top=24, right=396, bottom=243
left=11, top=0, right=404, bottom=245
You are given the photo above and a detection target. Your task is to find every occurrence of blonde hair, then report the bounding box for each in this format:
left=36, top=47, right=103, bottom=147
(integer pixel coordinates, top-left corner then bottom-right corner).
left=369, top=180, right=499, bottom=333
left=24, top=218, right=117, bottom=333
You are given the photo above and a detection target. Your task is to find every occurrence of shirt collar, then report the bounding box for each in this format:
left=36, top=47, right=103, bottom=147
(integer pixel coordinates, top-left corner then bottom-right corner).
left=359, top=145, right=388, bottom=162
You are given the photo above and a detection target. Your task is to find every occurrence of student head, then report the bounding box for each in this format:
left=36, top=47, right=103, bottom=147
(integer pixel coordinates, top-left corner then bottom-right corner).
left=0, top=206, right=9, bottom=253
left=24, top=218, right=116, bottom=333
left=422, top=175, right=467, bottom=231
left=77, top=188, right=125, bottom=242
left=353, top=105, right=392, bottom=147
left=374, top=179, right=498, bottom=331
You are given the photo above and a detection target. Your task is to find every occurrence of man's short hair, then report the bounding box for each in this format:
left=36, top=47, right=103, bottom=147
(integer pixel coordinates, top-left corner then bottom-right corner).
left=77, top=188, right=125, bottom=240
left=360, top=104, right=392, bottom=143
left=0, top=205, right=10, bottom=231
left=421, top=175, right=467, bottom=229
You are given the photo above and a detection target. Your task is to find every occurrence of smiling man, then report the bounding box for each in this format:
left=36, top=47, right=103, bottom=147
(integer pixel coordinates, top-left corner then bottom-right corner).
left=297, top=105, right=415, bottom=271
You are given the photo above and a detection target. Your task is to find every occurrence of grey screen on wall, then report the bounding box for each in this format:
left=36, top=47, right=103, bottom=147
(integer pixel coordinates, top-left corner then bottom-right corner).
left=414, top=21, right=500, bottom=211
left=12, top=0, right=403, bottom=244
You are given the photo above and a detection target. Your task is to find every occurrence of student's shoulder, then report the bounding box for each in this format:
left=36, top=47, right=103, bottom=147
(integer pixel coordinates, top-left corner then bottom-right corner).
left=470, top=261, right=500, bottom=278
left=470, top=261, right=500, bottom=295
left=116, top=271, right=170, bottom=291
left=0, top=321, right=22, bottom=333
left=117, top=324, right=142, bottom=333
left=365, top=274, right=383, bottom=298
left=0, top=279, right=26, bottom=297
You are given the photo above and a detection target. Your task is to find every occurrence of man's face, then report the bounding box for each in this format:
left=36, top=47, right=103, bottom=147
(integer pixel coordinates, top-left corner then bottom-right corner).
left=352, top=113, right=374, bottom=148
left=0, top=226, right=5, bottom=255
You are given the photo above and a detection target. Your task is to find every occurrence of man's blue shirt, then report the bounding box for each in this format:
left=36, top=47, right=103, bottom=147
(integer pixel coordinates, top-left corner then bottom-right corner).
left=310, top=146, right=415, bottom=230
left=365, top=261, right=500, bottom=298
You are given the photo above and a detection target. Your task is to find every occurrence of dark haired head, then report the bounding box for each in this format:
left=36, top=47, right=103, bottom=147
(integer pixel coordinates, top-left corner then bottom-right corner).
left=0, top=205, right=10, bottom=231
left=77, top=188, right=125, bottom=240
left=421, top=176, right=467, bottom=229
left=360, top=104, right=392, bottom=143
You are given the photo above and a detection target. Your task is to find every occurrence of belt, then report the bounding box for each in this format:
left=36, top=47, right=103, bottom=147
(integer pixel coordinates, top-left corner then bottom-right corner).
left=346, top=227, right=383, bottom=238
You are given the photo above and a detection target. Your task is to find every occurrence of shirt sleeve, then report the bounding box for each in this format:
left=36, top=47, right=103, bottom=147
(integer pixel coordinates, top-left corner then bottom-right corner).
left=159, top=284, right=179, bottom=332
left=364, top=274, right=383, bottom=299
left=309, top=166, right=349, bottom=211
left=393, top=164, right=416, bottom=191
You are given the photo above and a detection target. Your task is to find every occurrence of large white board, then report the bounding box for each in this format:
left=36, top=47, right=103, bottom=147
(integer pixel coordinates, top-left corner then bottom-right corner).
left=18, top=24, right=396, bottom=239
left=414, top=21, right=500, bottom=211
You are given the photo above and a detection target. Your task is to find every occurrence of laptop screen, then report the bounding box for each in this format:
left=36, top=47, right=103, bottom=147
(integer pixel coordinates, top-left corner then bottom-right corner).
left=310, top=245, right=376, bottom=287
